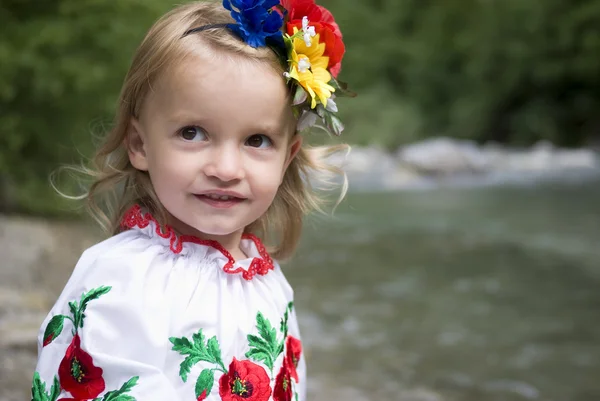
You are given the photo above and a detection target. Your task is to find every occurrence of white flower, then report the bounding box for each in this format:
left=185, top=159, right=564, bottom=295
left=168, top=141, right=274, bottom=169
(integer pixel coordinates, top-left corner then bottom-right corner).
left=297, top=56, right=311, bottom=73
left=301, top=16, right=316, bottom=47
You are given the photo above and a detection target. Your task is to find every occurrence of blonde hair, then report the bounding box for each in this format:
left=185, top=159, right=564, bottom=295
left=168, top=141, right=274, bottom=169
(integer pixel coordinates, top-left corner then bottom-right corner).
left=57, top=0, right=348, bottom=260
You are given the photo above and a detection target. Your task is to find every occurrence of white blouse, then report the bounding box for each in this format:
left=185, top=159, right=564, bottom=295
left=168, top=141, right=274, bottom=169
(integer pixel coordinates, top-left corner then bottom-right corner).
left=31, top=205, right=306, bottom=401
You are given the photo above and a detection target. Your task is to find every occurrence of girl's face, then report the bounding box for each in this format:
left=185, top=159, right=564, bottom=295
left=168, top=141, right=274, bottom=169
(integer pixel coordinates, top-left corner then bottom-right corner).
left=127, top=50, right=301, bottom=249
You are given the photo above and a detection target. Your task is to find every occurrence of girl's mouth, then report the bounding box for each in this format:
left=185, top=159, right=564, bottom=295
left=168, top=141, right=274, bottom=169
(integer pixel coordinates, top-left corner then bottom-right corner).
left=194, top=193, right=246, bottom=208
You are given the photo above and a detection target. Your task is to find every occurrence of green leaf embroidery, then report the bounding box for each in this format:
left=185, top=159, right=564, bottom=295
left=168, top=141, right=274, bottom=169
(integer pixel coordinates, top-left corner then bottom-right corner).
left=31, top=373, right=60, bottom=401
left=192, top=331, right=205, bottom=350
left=49, top=376, right=60, bottom=401
left=100, top=376, right=139, bottom=401
left=279, top=302, right=294, bottom=346
left=31, top=372, right=47, bottom=401
left=256, top=313, right=278, bottom=351
left=247, top=334, right=271, bottom=352
left=179, top=355, right=202, bottom=382
left=195, top=369, right=215, bottom=399
left=245, top=348, right=273, bottom=370
left=246, top=307, right=295, bottom=374
left=170, top=329, right=227, bottom=383
left=42, top=315, right=66, bottom=346
left=72, top=286, right=112, bottom=330
left=68, top=301, right=78, bottom=320
left=207, top=337, right=224, bottom=369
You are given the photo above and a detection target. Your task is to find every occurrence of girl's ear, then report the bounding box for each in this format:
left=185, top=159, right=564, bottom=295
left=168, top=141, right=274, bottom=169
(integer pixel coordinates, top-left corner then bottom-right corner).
left=284, top=134, right=303, bottom=171
left=126, top=118, right=149, bottom=171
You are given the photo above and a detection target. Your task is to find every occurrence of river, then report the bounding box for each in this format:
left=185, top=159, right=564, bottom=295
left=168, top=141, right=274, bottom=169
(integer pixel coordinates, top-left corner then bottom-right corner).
left=286, top=181, right=600, bottom=401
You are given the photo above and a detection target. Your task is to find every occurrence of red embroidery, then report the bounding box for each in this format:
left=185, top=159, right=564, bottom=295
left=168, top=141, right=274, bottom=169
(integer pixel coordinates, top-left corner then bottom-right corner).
left=120, top=205, right=274, bottom=280
left=58, top=334, right=105, bottom=399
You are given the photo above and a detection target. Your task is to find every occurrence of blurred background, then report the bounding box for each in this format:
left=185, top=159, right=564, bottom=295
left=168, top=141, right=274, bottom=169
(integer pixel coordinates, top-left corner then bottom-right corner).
left=1, top=0, right=600, bottom=400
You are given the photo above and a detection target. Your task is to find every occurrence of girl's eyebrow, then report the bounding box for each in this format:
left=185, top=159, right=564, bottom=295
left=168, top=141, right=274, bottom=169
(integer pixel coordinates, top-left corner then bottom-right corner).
left=165, top=112, right=205, bottom=123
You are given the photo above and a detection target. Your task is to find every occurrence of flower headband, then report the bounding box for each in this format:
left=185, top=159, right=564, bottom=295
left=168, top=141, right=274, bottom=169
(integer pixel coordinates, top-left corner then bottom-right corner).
left=184, top=0, right=355, bottom=136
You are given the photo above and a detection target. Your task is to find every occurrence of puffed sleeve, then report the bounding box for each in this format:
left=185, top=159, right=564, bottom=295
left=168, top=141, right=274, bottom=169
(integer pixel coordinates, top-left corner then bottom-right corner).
left=31, top=237, right=182, bottom=401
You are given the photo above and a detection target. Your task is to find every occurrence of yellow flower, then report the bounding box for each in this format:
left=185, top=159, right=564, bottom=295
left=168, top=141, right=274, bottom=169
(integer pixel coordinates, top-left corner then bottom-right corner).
left=288, top=28, right=335, bottom=109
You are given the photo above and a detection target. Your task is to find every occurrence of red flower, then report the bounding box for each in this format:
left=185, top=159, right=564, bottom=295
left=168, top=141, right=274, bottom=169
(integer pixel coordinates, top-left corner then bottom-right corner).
left=273, top=360, right=293, bottom=401
left=282, top=0, right=346, bottom=77
left=43, top=335, right=54, bottom=347
left=219, top=358, right=272, bottom=401
left=58, top=334, right=105, bottom=400
left=285, top=336, right=302, bottom=382
left=197, top=389, right=207, bottom=401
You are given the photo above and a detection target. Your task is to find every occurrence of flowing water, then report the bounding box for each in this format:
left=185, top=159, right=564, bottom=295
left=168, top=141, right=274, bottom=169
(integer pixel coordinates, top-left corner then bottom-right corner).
left=286, top=181, right=600, bottom=401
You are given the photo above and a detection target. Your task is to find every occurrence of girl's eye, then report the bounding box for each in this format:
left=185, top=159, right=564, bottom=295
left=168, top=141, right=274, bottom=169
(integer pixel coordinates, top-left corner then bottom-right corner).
left=246, top=134, right=273, bottom=149
left=179, top=126, right=208, bottom=142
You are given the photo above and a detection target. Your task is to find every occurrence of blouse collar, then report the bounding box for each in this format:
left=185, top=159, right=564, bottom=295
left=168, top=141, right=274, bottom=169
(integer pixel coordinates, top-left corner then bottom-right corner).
left=120, top=204, right=274, bottom=281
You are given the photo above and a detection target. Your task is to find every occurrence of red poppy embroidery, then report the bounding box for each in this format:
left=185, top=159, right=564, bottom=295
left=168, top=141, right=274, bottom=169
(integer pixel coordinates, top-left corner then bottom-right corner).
left=219, top=358, right=272, bottom=401
left=121, top=204, right=274, bottom=280
left=58, top=334, right=105, bottom=399
left=285, top=336, right=302, bottom=382
left=273, top=359, right=293, bottom=401
left=197, top=389, right=208, bottom=401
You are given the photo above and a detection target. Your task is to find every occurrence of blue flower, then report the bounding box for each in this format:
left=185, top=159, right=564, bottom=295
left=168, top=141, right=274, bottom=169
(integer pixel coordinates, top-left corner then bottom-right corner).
left=223, top=0, right=284, bottom=48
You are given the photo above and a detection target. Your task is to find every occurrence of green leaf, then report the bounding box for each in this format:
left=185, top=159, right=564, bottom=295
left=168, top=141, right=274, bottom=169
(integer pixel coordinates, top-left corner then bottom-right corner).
left=80, top=286, right=112, bottom=311
left=207, top=336, right=224, bottom=370
left=328, top=76, right=357, bottom=98
left=245, top=348, right=274, bottom=371
left=31, top=372, right=47, bottom=401
left=104, top=395, right=135, bottom=401
left=255, top=313, right=278, bottom=352
left=119, top=376, right=139, bottom=393
left=276, top=340, right=285, bottom=356
left=195, top=369, right=215, bottom=399
left=247, top=334, right=271, bottom=353
left=49, top=376, right=60, bottom=401
left=68, top=301, right=78, bottom=318
left=169, top=336, right=195, bottom=354
left=179, top=355, right=201, bottom=382
left=171, top=331, right=225, bottom=381
left=191, top=331, right=206, bottom=351
left=102, top=376, right=139, bottom=401
left=324, top=112, right=344, bottom=136
left=42, top=315, right=65, bottom=346
left=292, top=86, right=308, bottom=106
left=70, top=286, right=112, bottom=331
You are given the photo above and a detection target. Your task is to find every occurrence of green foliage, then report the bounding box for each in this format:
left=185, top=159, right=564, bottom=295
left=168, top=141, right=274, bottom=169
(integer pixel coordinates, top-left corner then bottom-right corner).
left=0, top=0, right=171, bottom=215
left=2, top=0, right=600, bottom=215
left=324, top=0, right=600, bottom=147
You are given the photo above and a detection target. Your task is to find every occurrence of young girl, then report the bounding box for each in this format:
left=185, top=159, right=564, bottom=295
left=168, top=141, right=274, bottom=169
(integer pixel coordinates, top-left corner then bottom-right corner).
left=31, top=1, right=351, bottom=400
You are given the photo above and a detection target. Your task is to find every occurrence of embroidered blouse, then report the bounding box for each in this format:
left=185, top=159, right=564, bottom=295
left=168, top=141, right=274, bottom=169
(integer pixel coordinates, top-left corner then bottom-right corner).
left=31, top=205, right=306, bottom=401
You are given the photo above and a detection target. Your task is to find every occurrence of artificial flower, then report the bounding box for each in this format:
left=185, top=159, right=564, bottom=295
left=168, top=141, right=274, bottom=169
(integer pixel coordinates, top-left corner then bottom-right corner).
left=287, top=27, right=335, bottom=108
left=219, top=358, right=272, bottom=401
left=282, top=0, right=345, bottom=76
left=223, top=0, right=284, bottom=48
left=58, top=334, right=105, bottom=400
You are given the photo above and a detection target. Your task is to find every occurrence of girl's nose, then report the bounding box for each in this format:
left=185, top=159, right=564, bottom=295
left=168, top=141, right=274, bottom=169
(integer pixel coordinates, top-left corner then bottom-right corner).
left=203, top=145, right=245, bottom=182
